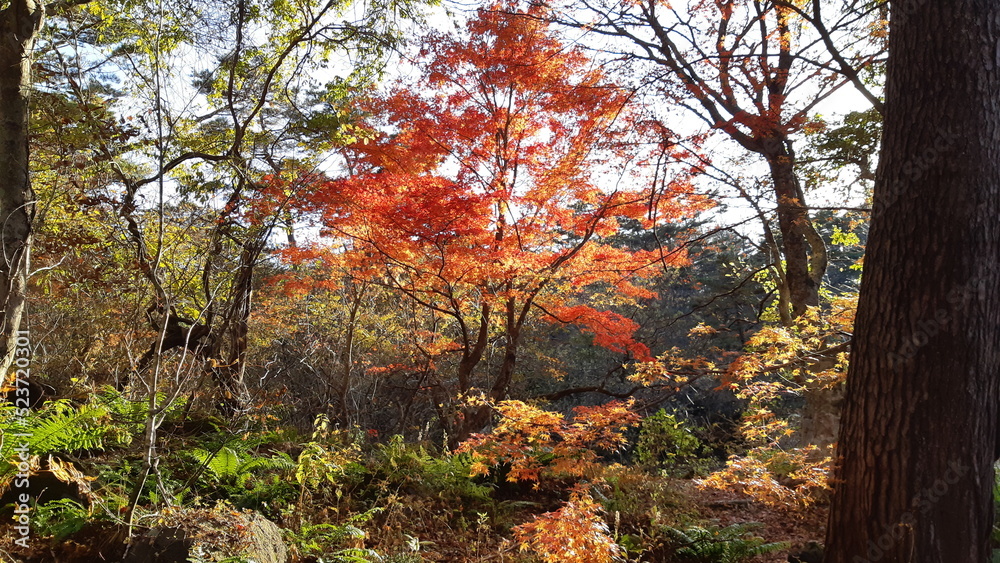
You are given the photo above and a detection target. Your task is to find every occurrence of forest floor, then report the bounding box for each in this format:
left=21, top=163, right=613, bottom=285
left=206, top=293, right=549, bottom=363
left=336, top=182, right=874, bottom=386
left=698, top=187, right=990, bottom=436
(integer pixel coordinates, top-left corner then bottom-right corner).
left=0, top=476, right=829, bottom=563
left=0, top=412, right=831, bottom=563
left=683, top=482, right=828, bottom=562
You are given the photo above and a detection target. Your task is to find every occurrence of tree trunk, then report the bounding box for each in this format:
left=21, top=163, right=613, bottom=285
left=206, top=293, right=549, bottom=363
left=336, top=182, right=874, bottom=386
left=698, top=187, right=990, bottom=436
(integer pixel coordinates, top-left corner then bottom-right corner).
left=334, top=282, right=366, bottom=425
left=764, top=137, right=837, bottom=450
left=825, top=2, right=1000, bottom=561
left=761, top=137, right=828, bottom=320
left=449, top=300, right=521, bottom=446
left=456, top=302, right=491, bottom=392
left=489, top=300, right=520, bottom=403
left=209, top=241, right=257, bottom=416
left=0, top=0, right=43, bottom=377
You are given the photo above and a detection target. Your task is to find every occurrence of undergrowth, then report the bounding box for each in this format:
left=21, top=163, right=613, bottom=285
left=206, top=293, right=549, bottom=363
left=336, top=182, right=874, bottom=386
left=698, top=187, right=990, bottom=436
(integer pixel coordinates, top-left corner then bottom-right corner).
left=0, top=389, right=805, bottom=563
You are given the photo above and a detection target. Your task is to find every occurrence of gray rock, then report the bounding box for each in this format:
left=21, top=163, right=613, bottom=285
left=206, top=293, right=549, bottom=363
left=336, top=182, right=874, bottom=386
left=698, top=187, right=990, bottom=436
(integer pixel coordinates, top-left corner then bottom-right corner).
left=245, top=514, right=287, bottom=563
left=122, top=511, right=287, bottom=563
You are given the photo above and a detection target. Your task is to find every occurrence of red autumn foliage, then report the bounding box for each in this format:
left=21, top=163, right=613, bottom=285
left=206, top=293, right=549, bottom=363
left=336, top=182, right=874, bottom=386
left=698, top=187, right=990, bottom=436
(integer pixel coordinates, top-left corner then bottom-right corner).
left=268, top=2, right=710, bottom=417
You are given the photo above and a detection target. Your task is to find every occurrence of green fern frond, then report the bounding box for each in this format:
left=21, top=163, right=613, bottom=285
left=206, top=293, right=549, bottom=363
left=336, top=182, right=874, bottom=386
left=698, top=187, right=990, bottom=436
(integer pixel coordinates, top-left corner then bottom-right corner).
left=95, top=387, right=187, bottom=427
left=192, top=447, right=243, bottom=480
left=192, top=448, right=296, bottom=486
left=0, top=400, right=109, bottom=460
left=665, top=522, right=789, bottom=563
left=0, top=398, right=135, bottom=486
left=29, top=403, right=110, bottom=453
left=239, top=452, right=295, bottom=479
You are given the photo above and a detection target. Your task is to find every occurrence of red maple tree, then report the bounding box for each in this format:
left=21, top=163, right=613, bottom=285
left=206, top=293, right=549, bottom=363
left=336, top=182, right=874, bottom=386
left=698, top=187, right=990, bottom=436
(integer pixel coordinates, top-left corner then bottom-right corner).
left=274, top=2, right=710, bottom=437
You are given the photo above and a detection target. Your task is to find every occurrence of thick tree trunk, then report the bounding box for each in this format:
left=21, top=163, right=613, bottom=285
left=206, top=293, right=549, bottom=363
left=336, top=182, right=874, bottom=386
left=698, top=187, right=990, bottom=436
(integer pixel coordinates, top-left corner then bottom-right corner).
left=825, top=2, right=1000, bottom=562
left=0, top=0, right=42, bottom=377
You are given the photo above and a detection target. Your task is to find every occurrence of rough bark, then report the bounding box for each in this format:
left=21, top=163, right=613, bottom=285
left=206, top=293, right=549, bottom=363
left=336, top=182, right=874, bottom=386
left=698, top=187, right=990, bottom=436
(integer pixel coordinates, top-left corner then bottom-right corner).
left=0, top=0, right=43, bottom=377
left=761, top=137, right=828, bottom=319
left=824, top=3, right=1000, bottom=562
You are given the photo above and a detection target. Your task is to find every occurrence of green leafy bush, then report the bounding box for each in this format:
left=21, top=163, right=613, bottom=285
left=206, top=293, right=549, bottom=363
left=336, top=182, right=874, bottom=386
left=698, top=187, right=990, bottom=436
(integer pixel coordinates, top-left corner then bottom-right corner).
left=636, top=410, right=713, bottom=477
left=32, top=498, right=89, bottom=541
left=285, top=507, right=383, bottom=562
left=373, top=435, right=493, bottom=506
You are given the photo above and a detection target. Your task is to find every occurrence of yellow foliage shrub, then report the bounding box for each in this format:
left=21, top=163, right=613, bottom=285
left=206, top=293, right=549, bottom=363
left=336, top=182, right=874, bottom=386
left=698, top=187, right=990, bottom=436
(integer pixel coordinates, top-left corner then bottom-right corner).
left=513, top=488, right=620, bottom=563
left=458, top=399, right=639, bottom=482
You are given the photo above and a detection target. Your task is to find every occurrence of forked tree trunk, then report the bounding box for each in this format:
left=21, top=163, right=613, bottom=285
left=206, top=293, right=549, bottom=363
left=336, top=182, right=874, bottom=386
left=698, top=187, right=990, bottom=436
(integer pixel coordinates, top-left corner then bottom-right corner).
left=209, top=241, right=258, bottom=416
left=761, top=137, right=828, bottom=320
left=449, top=299, right=524, bottom=446
left=489, top=298, right=522, bottom=402
left=825, top=2, right=1000, bottom=561
left=0, top=0, right=43, bottom=376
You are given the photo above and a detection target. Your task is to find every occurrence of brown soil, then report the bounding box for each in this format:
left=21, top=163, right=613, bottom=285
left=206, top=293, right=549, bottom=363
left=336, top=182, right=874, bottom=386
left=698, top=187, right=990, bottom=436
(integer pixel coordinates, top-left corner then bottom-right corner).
left=680, top=481, right=828, bottom=562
